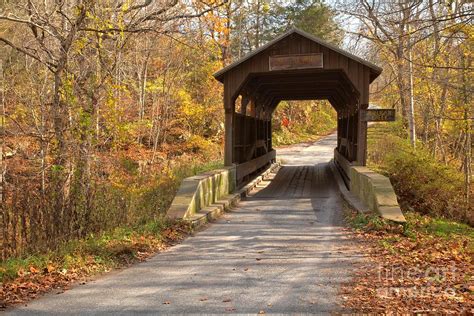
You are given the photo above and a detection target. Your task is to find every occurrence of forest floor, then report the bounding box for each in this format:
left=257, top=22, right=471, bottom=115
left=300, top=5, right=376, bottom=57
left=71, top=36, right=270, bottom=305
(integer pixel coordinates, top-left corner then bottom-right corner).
left=341, top=210, right=473, bottom=313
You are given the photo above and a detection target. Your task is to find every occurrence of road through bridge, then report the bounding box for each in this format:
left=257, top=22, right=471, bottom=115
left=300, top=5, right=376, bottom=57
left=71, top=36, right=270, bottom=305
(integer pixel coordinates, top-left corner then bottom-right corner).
left=9, top=133, right=366, bottom=314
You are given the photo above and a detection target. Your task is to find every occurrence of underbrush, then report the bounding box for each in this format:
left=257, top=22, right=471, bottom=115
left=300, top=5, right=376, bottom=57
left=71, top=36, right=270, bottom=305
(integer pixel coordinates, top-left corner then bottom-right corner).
left=272, top=124, right=336, bottom=147
left=273, top=127, right=323, bottom=146
left=2, top=152, right=222, bottom=260
left=367, top=122, right=472, bottom=225
left=0, top=219, right=184, bottom=282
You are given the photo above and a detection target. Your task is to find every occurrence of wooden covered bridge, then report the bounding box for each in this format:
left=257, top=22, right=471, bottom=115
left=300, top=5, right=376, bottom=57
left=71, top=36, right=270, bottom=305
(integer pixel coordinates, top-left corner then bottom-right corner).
left=168, top=28, right=404, bottom=225
left=213, top=28, right=384, bottom=185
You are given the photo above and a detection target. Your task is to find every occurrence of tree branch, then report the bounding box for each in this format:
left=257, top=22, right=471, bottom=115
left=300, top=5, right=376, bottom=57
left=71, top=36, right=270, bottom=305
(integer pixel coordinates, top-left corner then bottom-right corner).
left=0, top=37, right=56, bottom=71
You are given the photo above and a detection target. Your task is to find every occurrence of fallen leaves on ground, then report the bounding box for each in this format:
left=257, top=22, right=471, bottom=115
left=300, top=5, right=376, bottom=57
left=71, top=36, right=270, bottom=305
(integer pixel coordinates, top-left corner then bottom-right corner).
left=341, top=212, right=473, bottom=314
left=0, top=221, right=191, bottom=310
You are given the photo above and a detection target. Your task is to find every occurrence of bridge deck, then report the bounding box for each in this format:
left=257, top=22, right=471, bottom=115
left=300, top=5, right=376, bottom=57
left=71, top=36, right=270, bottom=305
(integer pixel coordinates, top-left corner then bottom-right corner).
left=9, top=133, right=367, bottom=314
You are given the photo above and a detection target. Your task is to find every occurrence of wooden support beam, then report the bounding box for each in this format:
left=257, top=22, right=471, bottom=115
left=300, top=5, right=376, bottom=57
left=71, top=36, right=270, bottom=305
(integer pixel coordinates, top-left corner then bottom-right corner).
left=224, top=82, right=234, bottom=166
left=241, top=94, right=250, bottom=115
left=355, top=72, right=370, bottom=166
left=224, top=110, right=234, bottom=166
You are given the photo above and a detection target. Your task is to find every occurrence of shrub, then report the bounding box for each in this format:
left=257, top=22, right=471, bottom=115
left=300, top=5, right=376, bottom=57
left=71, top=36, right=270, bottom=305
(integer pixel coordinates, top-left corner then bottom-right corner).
left=368, top=123, right=472, bottom=225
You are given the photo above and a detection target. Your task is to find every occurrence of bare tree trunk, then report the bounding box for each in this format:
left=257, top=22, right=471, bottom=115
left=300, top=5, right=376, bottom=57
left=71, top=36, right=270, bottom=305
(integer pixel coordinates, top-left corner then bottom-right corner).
left=0, top=61, right=4, bottom=203
left=137, top=49, right=150, bottom=144
left=461, top=53, right=471, bottom=209
left=222, top=1, right=233, bottom=65
left=407, top=34, right=416, bottom=148
left=401, top=0, right=417, bottom=149
left=237, top=3, right=243, bottom=59
left=435, top=83, right=448, bottom=163
left=0, top=61, right=6, bottom=260
left=255, top=0, right=261, bottom=49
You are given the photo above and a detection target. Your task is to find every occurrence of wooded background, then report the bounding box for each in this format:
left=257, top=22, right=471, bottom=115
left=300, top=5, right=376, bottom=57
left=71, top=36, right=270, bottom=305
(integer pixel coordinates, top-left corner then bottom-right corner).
left=1, top=0, right=472, bottom=259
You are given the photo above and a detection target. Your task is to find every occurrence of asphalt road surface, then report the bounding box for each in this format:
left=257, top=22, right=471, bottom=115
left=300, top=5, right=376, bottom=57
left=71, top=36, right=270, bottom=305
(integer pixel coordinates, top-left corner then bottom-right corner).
left=9, top=132, right=365, bottom=315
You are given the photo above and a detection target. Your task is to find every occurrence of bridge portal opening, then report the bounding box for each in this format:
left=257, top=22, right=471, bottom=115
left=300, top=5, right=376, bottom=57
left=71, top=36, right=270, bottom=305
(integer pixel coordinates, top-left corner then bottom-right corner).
left=213, top=28, right=382, bottom=186
left=271, top=100, right=337, bottom=147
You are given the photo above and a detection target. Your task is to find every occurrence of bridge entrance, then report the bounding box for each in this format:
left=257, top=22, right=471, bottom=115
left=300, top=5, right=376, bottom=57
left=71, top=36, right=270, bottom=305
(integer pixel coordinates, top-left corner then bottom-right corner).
left=213, top=28, right=383, bottom=186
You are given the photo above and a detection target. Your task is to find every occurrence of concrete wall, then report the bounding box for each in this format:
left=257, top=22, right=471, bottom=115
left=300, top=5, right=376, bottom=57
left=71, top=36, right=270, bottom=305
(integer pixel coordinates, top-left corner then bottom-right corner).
left=350, top=166, right=406, bottom=223
left=167, top=166, right=237, bottom=220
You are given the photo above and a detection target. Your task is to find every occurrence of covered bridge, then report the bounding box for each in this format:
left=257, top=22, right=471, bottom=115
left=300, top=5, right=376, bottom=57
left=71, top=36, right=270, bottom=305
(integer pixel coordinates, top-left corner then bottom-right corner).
left=213, top=28, right=382, bottom=185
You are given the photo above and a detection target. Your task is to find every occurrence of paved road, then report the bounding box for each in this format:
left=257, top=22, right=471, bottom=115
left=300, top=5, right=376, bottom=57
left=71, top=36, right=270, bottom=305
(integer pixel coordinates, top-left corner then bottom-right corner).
left=9, top=132, right=364, bottom=315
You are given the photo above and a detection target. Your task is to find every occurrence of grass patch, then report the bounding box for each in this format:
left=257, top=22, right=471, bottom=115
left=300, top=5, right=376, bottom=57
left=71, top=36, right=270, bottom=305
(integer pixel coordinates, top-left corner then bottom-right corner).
left=347, top=208, right=473, bottom=241
left=345, top=211, right=396, bottom=233
left=404, top=212, right=474, bottom=240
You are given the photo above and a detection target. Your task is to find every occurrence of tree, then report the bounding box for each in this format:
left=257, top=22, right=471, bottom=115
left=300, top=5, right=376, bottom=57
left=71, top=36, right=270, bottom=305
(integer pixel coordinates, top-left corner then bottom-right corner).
left=0, top=0, right=227, bottom=256
left=271, top=0, right=343, bottom=44
left=228, top=0, right=343, bottom=58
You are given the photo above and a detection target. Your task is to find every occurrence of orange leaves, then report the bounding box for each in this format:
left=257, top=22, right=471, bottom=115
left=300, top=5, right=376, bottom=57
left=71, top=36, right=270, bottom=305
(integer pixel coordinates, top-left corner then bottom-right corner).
left=1, top=268, right=73, bottom=309
left=16, top=268, right=26, bottom=278
left=160, top=222, right=192, bottom=243
left=29, top=266, right=39, bottom=274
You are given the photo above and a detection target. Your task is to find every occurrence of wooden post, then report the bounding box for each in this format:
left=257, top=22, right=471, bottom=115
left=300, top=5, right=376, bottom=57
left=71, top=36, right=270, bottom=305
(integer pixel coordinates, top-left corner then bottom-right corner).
left=356, top=105, right=368, bottom=166
left=248, top=97, right=256, bottom=117
left=224, top=82, right=235, bottom=166
left=224, top=109, right=234, bottom=166
left=356, top=79, right=370, bottom=166
left=336, top=112, right=342, bottom=151
left=241, top=95, right=249, bottom=115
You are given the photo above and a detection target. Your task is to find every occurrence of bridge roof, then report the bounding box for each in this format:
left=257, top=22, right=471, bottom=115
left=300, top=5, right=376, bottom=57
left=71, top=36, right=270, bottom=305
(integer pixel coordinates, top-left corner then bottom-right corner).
left=213, top=27, right=382, bottom=83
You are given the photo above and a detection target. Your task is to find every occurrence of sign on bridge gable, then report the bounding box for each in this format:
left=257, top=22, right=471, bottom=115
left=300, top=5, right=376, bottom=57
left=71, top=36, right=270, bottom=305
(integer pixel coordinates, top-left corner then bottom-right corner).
left=269, top=53, right=323, bottom=71
left=361, top=109, right=396, bottom=122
